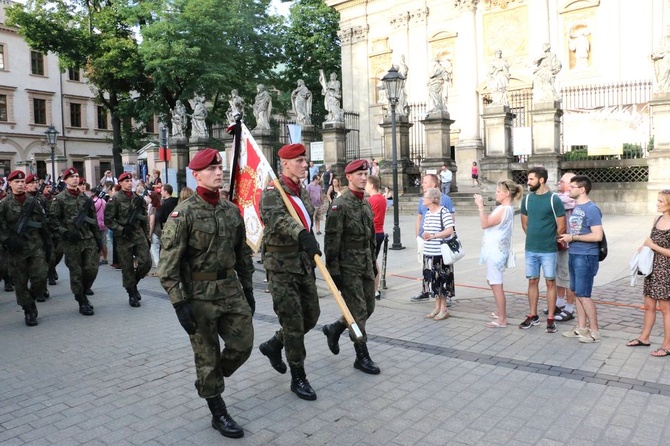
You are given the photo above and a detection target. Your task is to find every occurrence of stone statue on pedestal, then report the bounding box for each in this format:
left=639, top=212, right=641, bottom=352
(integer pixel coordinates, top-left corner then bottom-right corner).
left=252, top=84, right=272, bottom=131
left=227, top=89, right=245, bottom=123
left=531, top=43, right=562, bottom=102
left=652, top=33, right=670, bottom=93
left=319, top=70, right=344, bottom=122
left=487, top=50, right=510, bottom=106
left=426, top=59, right=452, bottom=113
left=171, top=100, right=187, bottom=138
left=291, top=79, right=312, bottom=125
left=189, top=95, right=208, bottom=138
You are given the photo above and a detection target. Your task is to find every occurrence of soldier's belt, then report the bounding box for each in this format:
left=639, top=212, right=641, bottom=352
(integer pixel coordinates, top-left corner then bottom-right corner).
left=191, top=269, right=235, bottom=281
left=264, top=245, right=299, bottom=253
left=344, top=242, right=369, bottom=250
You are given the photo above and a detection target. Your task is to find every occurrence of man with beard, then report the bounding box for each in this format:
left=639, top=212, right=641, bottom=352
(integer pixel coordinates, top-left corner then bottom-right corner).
left=519, top=167, right=566, bottom=333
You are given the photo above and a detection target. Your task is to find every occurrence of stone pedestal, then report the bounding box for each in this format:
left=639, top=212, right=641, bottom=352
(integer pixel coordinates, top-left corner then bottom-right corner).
left=528, top=153, right=562, bottom=187
left=300, top=125, right=317, bottom=159
left=648, top=92, right=670, bottom=213
left=53, top=156, right=68, bottom=180
left=321, top=121, right=349, bottom=182
left=121, top=150, right=138, bottom=171
left=379, top=115, right=414, bottom=193
left=83, top=156, right=100, bottom=184
left=480, top=155, right=516, bottom=186
left=455, top=139, right=485, bottom=185
left=483, top=105, right=514, bottom=157
left=530, top=101, right=563, bottom=155
left=420, top=111, right=457, bottom=191
left=188, top=136, right=211, bottom=161
left=170, top=137, right=189, bottom=190
left=251, top=129, right=274, bottom=172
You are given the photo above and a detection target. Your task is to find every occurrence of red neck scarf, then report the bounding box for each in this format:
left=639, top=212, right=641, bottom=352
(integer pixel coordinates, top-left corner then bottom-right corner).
left=123, top=191, right=133, bottom=199
left=67, top=188, right=80, bottom=197
left=351, top=190, right=365, bottom=201
left=196, top=186, right=220, bottom=206
left=281, top=174, right=302, bottom=196
left=15, top=192, right=26, bottom=204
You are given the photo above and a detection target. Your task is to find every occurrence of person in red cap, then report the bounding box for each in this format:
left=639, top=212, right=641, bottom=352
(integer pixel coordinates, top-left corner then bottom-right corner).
left=323, top=159, right=381, bottom=375
left=0, top=170, right=50, bottom=326
left=158, top=148, right=254, bottom=439
left=104, top=171, right=151, bottom=307
left=49, top=167, right=101, bottom=316
left=258, top=142, right=322, bottom=401
left=24, top=174, right=52, bottom=302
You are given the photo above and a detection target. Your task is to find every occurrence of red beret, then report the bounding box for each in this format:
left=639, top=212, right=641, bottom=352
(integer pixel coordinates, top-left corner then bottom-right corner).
left=25, top=174, right=38, bottom=183
left=189, top=148, right=222, bottom=171
left=118, top=172, right=132, bottom=182
left=62, top=167, right=78, bottom=181
left=345, top=159, right=369, bottom=174
left=79, top=177, right=86, bottom=185
left=277, top=143, right=306, bottom=160
left=7, top=170, right=25, bottom=181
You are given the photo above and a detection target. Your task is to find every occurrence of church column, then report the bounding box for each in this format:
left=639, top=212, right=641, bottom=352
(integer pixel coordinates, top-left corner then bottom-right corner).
left=454, top=0, right=484, bottom=187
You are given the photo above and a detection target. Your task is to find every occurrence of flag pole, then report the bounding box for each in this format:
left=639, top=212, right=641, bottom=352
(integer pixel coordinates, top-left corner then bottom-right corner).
left=268, top=173, right=363, bottom=340
left=228, top=115, right=243, bottom=201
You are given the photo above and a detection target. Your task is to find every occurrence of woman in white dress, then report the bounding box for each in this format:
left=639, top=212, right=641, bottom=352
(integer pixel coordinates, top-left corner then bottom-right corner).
left=474, top=180, right=523, bottom=328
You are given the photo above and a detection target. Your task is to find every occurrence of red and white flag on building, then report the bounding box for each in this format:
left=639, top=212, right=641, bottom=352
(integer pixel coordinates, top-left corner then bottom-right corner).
left=229, top=123, right=274, bottom=252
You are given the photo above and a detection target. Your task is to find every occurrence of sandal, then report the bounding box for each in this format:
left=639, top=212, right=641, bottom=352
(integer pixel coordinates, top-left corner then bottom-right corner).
left=626, top=339, right=651, bottom=347
left=426, top=309, right=439, bottom=318
left=433, top=310, right=450, bottom=321
left=485, top=321, right=507, bottom=328
left=489, top=312, right=499, bottom=319
left=651, top=348, right=670, bottom=357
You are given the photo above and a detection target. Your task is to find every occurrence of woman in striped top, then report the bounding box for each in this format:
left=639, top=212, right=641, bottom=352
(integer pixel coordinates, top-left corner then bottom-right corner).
left=422, top=188, right=456, bottom=320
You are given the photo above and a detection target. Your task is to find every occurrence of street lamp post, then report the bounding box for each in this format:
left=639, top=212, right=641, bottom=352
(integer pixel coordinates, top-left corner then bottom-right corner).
left=381, top=66, right=406, bottom=250
left=44, top=124, right=59, bottom=182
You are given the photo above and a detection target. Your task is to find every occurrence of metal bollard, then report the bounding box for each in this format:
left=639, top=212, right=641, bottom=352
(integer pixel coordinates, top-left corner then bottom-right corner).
left=381, top=233, right=389, bottom=290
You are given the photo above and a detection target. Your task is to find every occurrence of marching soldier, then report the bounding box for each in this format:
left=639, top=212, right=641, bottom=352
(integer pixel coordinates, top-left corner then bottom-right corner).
left=258, top=143, right=322, bottom=401
left=158, top=149, right=255, bottom=439
left=0, top=177, right=14, bottom=293
left=104, top=172, right=151, bottom=307
left=322, top=159, right=380, bottom=374
left=25, top=174, right=51, bottom=301
left=46, top=181, right=64, bottom=287
left=0, top=170, right=50, bottom=326
left=49, top=167, right=100, bottom=316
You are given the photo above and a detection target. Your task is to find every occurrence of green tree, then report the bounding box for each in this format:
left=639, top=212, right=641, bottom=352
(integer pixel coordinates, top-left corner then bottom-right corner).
left=138, top=0, right=285, bottom=131
left=7, top=0, right=151, bottom=176
left=277, top=0, right=341, bottom=124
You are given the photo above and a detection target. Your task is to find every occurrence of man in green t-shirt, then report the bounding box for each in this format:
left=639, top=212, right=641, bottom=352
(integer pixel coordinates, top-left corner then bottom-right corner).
left=519, top=167, right=566, bottom=333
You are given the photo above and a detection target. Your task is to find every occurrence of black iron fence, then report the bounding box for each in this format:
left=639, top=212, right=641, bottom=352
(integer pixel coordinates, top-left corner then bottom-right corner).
left=408, top=102, right=426, bottom=165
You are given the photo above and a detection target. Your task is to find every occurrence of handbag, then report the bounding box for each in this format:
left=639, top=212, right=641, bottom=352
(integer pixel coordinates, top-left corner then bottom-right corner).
left=598, top=231, right=607, bottom=262
left=437, top=207, right=465, bottom=265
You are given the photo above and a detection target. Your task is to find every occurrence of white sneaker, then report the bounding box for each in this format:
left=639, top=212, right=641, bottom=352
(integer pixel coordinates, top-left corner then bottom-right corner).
left=579, top=331, right=601, bottom=343
left=562, top=327, right=589, bottom=338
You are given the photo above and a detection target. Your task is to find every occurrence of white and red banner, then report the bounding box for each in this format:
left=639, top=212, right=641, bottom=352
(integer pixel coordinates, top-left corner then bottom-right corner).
left=230, top=124, right=273, bottom=252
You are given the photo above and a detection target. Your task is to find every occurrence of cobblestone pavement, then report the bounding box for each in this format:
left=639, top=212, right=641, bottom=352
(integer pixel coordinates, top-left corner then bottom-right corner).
left=2, top=214, right=670, bottom=445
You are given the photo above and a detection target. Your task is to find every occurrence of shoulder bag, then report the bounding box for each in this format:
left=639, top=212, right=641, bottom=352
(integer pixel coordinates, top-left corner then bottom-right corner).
left=438, top=207, right=465, bottom=265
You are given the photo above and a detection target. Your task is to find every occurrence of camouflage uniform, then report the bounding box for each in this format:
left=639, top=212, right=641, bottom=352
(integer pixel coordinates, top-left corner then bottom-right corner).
left=323, top=187, right=380, bottom=374
left=0, top=193, right=49, bottom=325
left=50, top=189, right=100, bottom=315
left=158, top=193, right=254, bottom=399
left=258, top=177, right=321, bottom=399
left=104, top=190, right=152, bottom=306
left=28, top=190, right=51, bottom=301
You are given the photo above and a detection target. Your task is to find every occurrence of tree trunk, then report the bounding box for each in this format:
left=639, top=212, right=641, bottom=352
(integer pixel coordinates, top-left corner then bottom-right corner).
left=110, top=95, right=123, bottom=177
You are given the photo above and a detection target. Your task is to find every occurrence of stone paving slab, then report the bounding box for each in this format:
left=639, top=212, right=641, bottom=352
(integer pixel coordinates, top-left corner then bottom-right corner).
left=2, top=214, right=670, bottom=445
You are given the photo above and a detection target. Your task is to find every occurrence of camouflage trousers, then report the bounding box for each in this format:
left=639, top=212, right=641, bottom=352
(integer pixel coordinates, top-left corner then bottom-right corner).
left=0, top=247, right=8, bottom=283
left=337, top=272, right=375, bottom=343
left=117, top=235, right=152, bottom=289
left=188, top=296, right=254, bottom=399
left=62, top=238, right=99, bottom=295
left=267, top=269, right=320, bottom=367
left=48, top=238, right=64, bottom=280
left=9, top=249, right=48, bottom=307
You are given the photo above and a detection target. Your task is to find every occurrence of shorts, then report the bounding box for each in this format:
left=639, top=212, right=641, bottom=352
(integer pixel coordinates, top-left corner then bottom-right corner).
left=556, top=249, right=569, bottom=288
left=525, top=251, right=557, bottom=280
left=472, top=174, right=479, bottom=179
left=374, top=233, right=385, bottom=260
left=313, top=205, right=323, bottom=221
left=569, top=253, right=599, bottom=298
left=486, top=258, right=504, bottom=285
left=99, top=230, right=108, bottom=245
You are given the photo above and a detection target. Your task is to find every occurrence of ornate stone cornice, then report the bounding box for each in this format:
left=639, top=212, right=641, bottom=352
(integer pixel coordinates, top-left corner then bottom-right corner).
left=338, top=28, right=353, bottom=45
left=454, top=0, right=479, bottom=12
left=390, top=11, right=410, bottom=29
left=410, top=7, right=429, bottom=24
left=352, top=25, right=369, bottom=43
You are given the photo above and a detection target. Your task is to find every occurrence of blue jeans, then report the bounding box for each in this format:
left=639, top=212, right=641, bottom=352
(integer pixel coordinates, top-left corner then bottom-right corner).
left=569, top=254, right=599, bottom=297
left=524, top=251, right=557, bottom=280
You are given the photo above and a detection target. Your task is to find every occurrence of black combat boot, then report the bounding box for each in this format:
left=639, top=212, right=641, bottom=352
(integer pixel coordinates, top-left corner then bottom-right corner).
left=75, top=294, right=95, bottom=316
left=127, top=288, right=141, bottom=307
left=206, top=395, right=244, bottom=438
left=322, top=320, right=347, bottom=355
left=43, top=289, right=50, bottom=299
left=4, top=280, right=14, bottom=292
left=353, top=342, right=380, bottom=375
left=133, top=284, right=142, bottom=301
left=36, top=292, right=46, bottom=302
left=290, top=365, right=317, bottom=401
left=258, top=335, right=287, bottom=374
left=54, top=272, right=59, bottom=281
left=85, top=289, right=94, bottom=296
left=48, top=275, right=57, bottom=286
left=22, top=304, right=38, bottom=327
